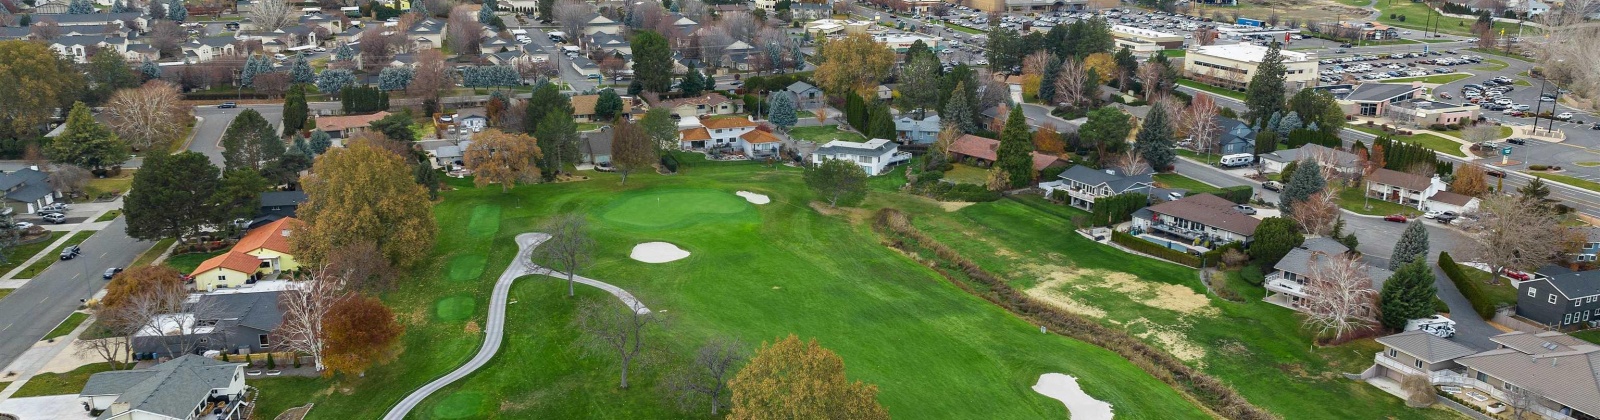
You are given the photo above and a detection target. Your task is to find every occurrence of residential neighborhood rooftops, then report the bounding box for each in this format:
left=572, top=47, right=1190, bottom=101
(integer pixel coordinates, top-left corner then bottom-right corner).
left=317, top=111, right=391, bottom=132
left=1376, top=329, right=1481, bottom=362
left=1273, top=237, right=1394, bottom=286
left=1530, top=271, right=1600, bottom=300
left=814, top=138, right=895, bottom=156
left=1427, top=190, right=1475, bottom=206
left=1455, top=332, right=1600, bottom=417
left=947, top=134, right=1064, bottom=171
left=680, top=127, right=711, bottom=141
left=193, top=252, right=264, bottom=277
left=1055, top=165, right=1153, bottom=194
left=701, top=116, right=758, bottom=129
left=656, top=93, right=734, bottom=110
left=259, top=191, right=308, bottom=208
left=0, top=168, right=53, bottom=203
left=1146, top=194, right=1262, bottom=236
left=740, top=129, right=781, bottom=144
left=234, top=217, right=297, bottom=254
left=572, top=94, right=633, bottom=117
left=1257, top=144, right=1360, bottom=167
left=1367, top=168, right=1432, bottom=192
left=80, top=355, right=242, bottom=419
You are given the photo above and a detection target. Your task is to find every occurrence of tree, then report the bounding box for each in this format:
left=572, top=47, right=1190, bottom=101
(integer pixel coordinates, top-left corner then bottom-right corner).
left=248, top=0, right=294, bottom=31
left=293, top=139, right=437, bottom=271
left=1243, top=42, right=1289, bottom=124
left=1518, top=176, right=1550, bottom=205
left=866, top=104, right=895, bottom=141
left=1303, top=251, right=1380, bottom=341
left=139, top=59, right=162, bottom=83
left=220, top=109, right=278, bottom=172
left=309, top=130, right=332, bottom=154
left=1135, top=101, right=1176, bottom=172
left=369, top=112, right=414, bottom=142
left=1380, top=260, right=1438, bottom=330
left=728, top=334, right=889, bottom=420
left=167, top=0, right=187, bottom=21
left=48, top=102, right=131, bottom=170
left=1079, top=107, right=1133, bottom=159
left=478, top=0, right=497, bottom=24
left=1249, top=217, right=1304, bottom=268
left=1289, top=189, right=1341, bottom=237
left=897, top=51, right=940, bottom=115
left=667, top=336, right=746, bottom=415
left=1183, top=94, right=1221, bottom=154
left=1461, top=194, right=1573, bottom=284
left=1033, top=124, right=1064, bottom=154
left=1278, top=111, right=1303, bottom=137
left=447, top=5, right=486, bottom=54
left=463, top=129, right=541, bottom=192
left=84, top=46, right=138, bottom=105
left=1390, top=220, right=1431, bottom=270
left=322, top=294, right=404, bottom=376
left=290, top=54, right=314, bottom=84
left=573, top=297, right=660, bottom=389
left=535, top=112, right=579, bottom=179
left=377, top=67, right=414, bottom=91
left=641, top=107, right=678, bottom=152
left=68, top=0, right=92, bottom=13
left=273, top=266, right=349, bottom=372
left=813, top=33, right=895, bottom=97
left=47, top=165, right=92, bottom=198
left=996, top=107, right=1034, bottom=187
left=211, top=168, right=269, bottom=222
left=105, top=81, right=186, bottom=152
left=124, top=152, right=221, bottom=241
left=1039, top=55, right=1062, bottom=105
left=1280, top=159, right=1326, bottom=214
left=1082, top=53, right=1117, bottom=85
left=1054, top=58, right=1087, bottom=108
left=594, top=89, right=623, bottom=121
left=1451, top=164, right=1490, bottom=197
left=943, top=81, right=977, bottom=133
left=632, top=31, right=674, bottom=93
left=408, top=50, right=454, bottom=104
left=283, top=85, right=308, bottom=136
left=681, top=62, right=706, bottom=96
left=527, top=212, right=593, bottom=297
left=610, top=119, right=656, bottom=185
left=805, top=158, right=868, bottom=208
left=0, top=41, right=83, bottom=137
left=767, top=92, right=797, bottom=132
left=316, top=69, right=357, bottom=95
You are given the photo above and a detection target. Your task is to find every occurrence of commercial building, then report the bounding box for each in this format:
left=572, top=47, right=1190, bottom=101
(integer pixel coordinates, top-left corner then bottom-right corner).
left=1183, top=43, right=1318, bottom=91
left=964, top=0, right=1116, bottom=13
left=1111, top=25, right=1186, bottom=58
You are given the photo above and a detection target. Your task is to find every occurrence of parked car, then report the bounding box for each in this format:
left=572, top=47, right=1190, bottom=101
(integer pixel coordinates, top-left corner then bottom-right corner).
left=1166, top=191, right=1184, bottom=201
left=60, top=245, right=81, bottom=260
left=1501, top=268, right=1532, bottom=281
left=103, top=267, right=123, bottom=279
left=1436, top=211, right=1459, bottom=223
left=219, top=102, right=237, bottom=108
left=1423, top=210, right=1443, bottom=219
left=1384, top=214, right=1409, bottom=223
left=43, top=213, right=67, bottom=224
left=1507, top=138, right=1528, bottom=145
left=1262, top=181, right=1283, bottom=192
left=39, top=203, right=67, bottom=213
left=1233, top=204, right=1257, bottom=215
left=1558, top=112, right=1575, bottom=120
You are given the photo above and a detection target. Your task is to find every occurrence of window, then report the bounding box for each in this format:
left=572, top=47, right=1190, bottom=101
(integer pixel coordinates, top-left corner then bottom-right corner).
left=1414, top=360, right=1424, bottom=369
left=1388, top=349, right=1397, bottom=358
left=1529, top=287, right=1538, bottom=298
left=1565, top=313, right=1573, bottom=324
left=258, top=335, right=269, bottom=346
left=1585, top=310, right=1591, bottom=321
left=1551, top=294, right=1559, bottom=304
left=1476, top=371, right=1487, bottom=382
left=218, top=275, right=226, bottom=281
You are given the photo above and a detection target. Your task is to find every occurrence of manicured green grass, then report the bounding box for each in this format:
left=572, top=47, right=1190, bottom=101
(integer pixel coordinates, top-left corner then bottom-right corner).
left=788, top=124, right=867, bottom=144
left=1436, top=125, right=1512, bottom=140
left=1176, top=149, right=1223, bottom=165
left=943, top=164, right=990, bottom=185
left=1535, top=173, right=1600, bottom=194
left=0, top=288, right=11, bottom=302
left=42, top=312, right=88, bottom=341
left=164, top=250, right=226, bottom=274
left=94, top=209, right=121, bottom=222
left=1454, top=264, right=1520, bottom=309
left=131, top=238, right=176, bottom=267
left=1474, top=58, right=1509, bottom=71
left=1177, top=79, right=1245, bottom=101
left=1351, top=127, right=1468, bottom=157
left=0, top=231, right=67, bottom=275
left=906, top=198, right=1458, bottom=419
left=12, top=362, right=119, bottom=398
left=85, top=173, right=133, bottom=200
left=1337, top=186, right=1423, bottom=217
left=1375, top=1, right=1522, bottom=36
left=1575, top=161, right=1600, bottom=168
left=1153, top=173, right=1222, bottom=193
left=1379, top=73, right=1473, bottom=85
left=251, top=159, right=1207, bottom=419
left=19, top=231, right=98, bottom=279
left=576, top=122, right=603, bottom=132
left=1160, top=49, right=1186, bottom=57
left=941, top=22, right=984, bottom=34
left=1574, top=329, right=1600, bottom=345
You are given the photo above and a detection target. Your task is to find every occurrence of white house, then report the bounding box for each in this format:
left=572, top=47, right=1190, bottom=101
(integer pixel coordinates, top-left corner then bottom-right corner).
left=79, top=355, right=248, bottom=420
left=1365, top=168, right=1471, bottom=211
left=810, top=138, right=911, bottom=176
left=1039, top=165, right=1153, bottom=210
left=677, top=116, right=760, bottom=152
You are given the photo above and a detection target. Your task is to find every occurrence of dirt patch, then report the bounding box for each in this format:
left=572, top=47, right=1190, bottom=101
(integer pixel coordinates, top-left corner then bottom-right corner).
left=1024, top=266, right=1109, bottom=319
left=1234, top=0, right=1370, bottom=22
left=808, top=201, right=872, bottom=223
left=1100, top=272, right=1219, bottom=317
left=500, top=399, right=535, bottom=412
left=463, top=321, right=481, bottom=334
left=938, top=201, right=975, bottom=212
left=1126, top=318, right=1208, bottom=365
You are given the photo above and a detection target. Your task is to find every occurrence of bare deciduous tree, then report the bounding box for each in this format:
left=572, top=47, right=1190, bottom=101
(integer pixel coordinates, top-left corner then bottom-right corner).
left=1301, top=251, right=1379, bottom=342
left=1289, top=190, right=1341, bottom=236
left=1461, top=194, right=1576, bottom=284
left=409, top=49, right=456, bottom=103
left=47, top=165, right=92, bottom=197
left=31, top=19, right=61, bottom=40
left=447, top=5, right=485, bottom=54
left=1110, top=149, right=1151, bottom=177
left=526, top=213, right=593, bottom=297
left=106, top=81, right=188, bottom=151
left=554, top=0, right=595, bottom=45
left=1054, top=58, right=1087, bottom=108
left=1182, top=93, right=1221, bottom=154
left=699, top=26, right=734, bottom=70
left=273, top=266, right=350, bottom=372
left=1137, top=61, right=1166, bottom=101
left=665, top=336, right=746, bottom=415
left=249, top=0, right=296, bottom=32
left=572, top=298, right=662, bottom=389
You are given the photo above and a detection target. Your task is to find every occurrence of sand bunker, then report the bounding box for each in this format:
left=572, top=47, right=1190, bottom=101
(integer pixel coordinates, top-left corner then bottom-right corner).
left=1032, top=373, right=1115, bottom=420
left=630, top=242, right=690, bottom=263
left=736, top=191, right=770, bottom=204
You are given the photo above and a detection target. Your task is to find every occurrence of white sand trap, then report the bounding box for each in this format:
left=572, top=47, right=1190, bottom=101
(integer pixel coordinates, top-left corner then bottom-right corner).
left=1033, top=373, right=1115, bottom=420
left=736, top=190, right=771, bottom=204
left=631, top=242, right=690, bottom=263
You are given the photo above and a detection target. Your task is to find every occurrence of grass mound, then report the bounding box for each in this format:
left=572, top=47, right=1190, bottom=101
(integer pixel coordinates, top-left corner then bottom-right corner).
left=445, top=254, right=488, bottom=282
left=466, top=205, right=502, bottom=238
left=596, top=189, right=751, bottom=230
left=434, top=295, right=476, bottom=321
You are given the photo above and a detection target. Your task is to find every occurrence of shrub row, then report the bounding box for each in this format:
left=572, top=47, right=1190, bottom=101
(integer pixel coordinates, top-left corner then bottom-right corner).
left=1215, top=185, right=1253, bottom=204
left=871, top=209, right=1276, bottom=420
left=1437, top=252, right=1497, bottom=318
left=1112, top=230, right=1202, bottom=267
left=1199, top=241, right=1244, bottom=267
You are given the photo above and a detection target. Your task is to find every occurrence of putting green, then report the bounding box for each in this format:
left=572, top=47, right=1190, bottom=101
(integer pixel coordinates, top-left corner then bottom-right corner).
left=445, top=254, right=487, bottom=282
left=429, top=391, right=489, bottom=419
left=434, top=295, right=476, bottom=321
left=596, top=189, right=753, bottom=229
left=466, top=205, right=501, bottom=238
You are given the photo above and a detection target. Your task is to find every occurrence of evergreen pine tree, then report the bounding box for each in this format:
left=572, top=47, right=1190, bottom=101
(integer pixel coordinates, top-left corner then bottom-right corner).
left=334, top=43, right=356, bottom=61
left=110, top=0, right=127, bottom=13
left=1243, top=42, right=1288, bottom=123
left=1039, top=55, right=1061, bottom=104
left=1135, top=101, right=1176, bottom=172
left=1380, top=261, right=1438, bottom=330
left=168, top=0, right=187, bottom=21
left=768, top=92, right=797, bottom=132
left=681, top=63, right=705, bottom=96
left=292, top=134, right=313, bottom=157
left=290, top=54, right=314, bottom=84
left=1389, top=220, right=1431, bottom=270
left=68, top=0, right=93, bottom=14
left=944, top=81, right=977, bottom=133
left=867, top=104, right=895, bottom=140
left=702, top=67, right=715, bottom=91
left=478, top=0, right=496, bottom=24
left=309, top=130, right=332, bottom=154
left=139, top=58, right=161, bottom=82
left=996, top=107, right=1035, bottom=187
left=1279, top=159, right=1326, bottom=214
left=240, top=55, right=260, bottom=88
left=1266, top=111, right=1282, bottom=134
left=1306, top=121, right=1319, bottom=133
left=1279, top=111, right=1303, bottom=137
left=283, top=85, right=308, bottom=136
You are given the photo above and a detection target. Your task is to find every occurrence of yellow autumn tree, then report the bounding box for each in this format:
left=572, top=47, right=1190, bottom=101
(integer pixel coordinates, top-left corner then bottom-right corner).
left=728, top=335, right=888, bottom=420
left=1083, top=52, right=1117, bottom=85
left=812, top=33, right=896, bottom=98
left=292, top=138, right=437, bottom=271
left=463, top=129, right=543, bottom=192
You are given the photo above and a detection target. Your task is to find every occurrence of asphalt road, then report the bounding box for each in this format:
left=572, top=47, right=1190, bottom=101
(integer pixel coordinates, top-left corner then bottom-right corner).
left=193, top=104, right=286, bottom=167
left=0, top=219, right=151, bottom=370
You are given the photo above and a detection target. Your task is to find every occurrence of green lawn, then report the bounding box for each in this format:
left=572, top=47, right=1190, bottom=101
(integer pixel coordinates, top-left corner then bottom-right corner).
left=1338, top=186, right=1424, bottom=217
left=0, top=231, right=67, bottom=276
left=94, top=209, right=121, bottom=222
left=1175, top=149, right=1223, bottom=165
left=1436, top=125, right=1512, bottom=140
left=164, top=250, right=226, bottom=274
left=1474, top=58, right=1510, bottom=71
left=1177, top=79, right=1245, bottom=101
left=12, top=363, right=119, bottom=398
left=131, top=238, right=176, bottom=267
left=42, top=312, right=88, bottom=342
left=18, top=231, right=97, bottom=279
left=788, top=124, right=867, bottom=144
left=1351, top=126, right=1468, bottom=157
left=943, top=164, right=990, bottom=185
left=84, top=173, right=133, bottom=201
left=1575, top=329, right=1600, bottom=345
left=1454, top=263, right=1520, bottom=309
left=1374, top=1, right=1524, bottom=36
left=941, top=22, right=984, bottom=34
left=251, top=158, right=1208, bottom=419
left=1535, top=173, right=1600, bottom=194
left=1379, top=73, right=1473, bottom=85
left=0, top=288, right=11, bottom=302
left=1153, top=173, right=1223, bottom=193
left=1160, top=49, right=1186, bottom=57
left=576, top=122, right=603, bottom=132
left=904, top=197, right=1459, bottom=419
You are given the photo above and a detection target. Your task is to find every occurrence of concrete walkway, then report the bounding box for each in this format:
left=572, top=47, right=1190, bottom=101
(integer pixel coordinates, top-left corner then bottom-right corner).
left=1, top=201, right=122, bottom=282
left=0, top=312, right=99, bottom=403
left=382, top=232, right=648, bottom=420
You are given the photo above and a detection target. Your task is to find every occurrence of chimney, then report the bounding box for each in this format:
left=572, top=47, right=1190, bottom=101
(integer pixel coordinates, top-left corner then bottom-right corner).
left=1105, top=169, right=1115, bottom=175
left=281, top=229, right=291, bottom=237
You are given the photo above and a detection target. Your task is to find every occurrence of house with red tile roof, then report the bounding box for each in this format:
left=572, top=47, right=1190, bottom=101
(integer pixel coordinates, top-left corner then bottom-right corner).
left=191, top=218, right=302, bottom=292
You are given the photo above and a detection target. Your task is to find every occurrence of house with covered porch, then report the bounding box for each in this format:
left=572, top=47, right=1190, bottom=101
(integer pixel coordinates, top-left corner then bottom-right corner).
left=1365, top=168, right=1449, bottom=210
left=1038, top=165, right=1153, bottom=210
left=1364, top=330, right=1600, bottom=420
left=1130, top=193, right=1260, bottom=250
left=1263, top=237, right=1392, bottom=311
left=190, top=217, right=301, bottom=292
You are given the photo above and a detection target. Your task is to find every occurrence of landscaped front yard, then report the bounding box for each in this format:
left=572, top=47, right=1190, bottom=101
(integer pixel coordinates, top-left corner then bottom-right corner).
left=1338, top=186, right=1425, bottom=217
left=1153, top=173, right=1223, bottom=194
left=1351, top=126, right=1468, bottom=157
left=943, top=164, right=990, bottom=185
left=788, top=124, right=866, bottom=144
left=1176, top=79, right=1245, bottom=101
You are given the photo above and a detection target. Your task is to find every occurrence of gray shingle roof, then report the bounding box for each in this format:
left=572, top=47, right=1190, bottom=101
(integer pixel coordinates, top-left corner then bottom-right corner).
left=33, top=12, right=141, bottom=25
left=1456, top=331, right=1600, bottom=417
left=1257, top=144, right=1360, bottom=167
left=1377, top=330, right=1481, bottom=362
left=1056, top=165, right=1153, bottom=195
left=1534, top=271, right=1600, bottom=300
left=259, top=191, right=307, bottom=208
left=1344, top=83, right=1419, bottom=102
left=1145, top=193, right=1262, bottom=236
left=81, top=355, right=241, bottom=419
left=0, top=168, right=53, bottom=203
left=200, top=291, right=283, bottom=332
left=814, top=139, right=895, bottom=157
left=786, top=81, right=819, bottom=95
left=1273, top=237, right=1352, bottom=276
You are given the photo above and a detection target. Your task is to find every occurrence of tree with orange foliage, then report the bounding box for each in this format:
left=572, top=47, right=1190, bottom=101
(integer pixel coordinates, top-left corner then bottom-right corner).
left=100, top=265, right=185, bottom=313
left=321, top=294, right=404, bottom=377
left=728, top=334, right=888, bottom=420
left=1033, top=124, right=1065, bottom=154
left=1082, top=52, right=1117, bottom=85
left=464, top=129, right=543, bottom=192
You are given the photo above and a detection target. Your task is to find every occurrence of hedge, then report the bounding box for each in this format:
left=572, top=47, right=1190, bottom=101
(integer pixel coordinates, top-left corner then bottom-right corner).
left=1199, top=241, right=1244, bottom=267
left=1238, top=265, right=1265, bottom=286
left=1112, top=230, right=1201, bottom=267
left=1215, top=185, right=1253, bottom=204
left=1437, top=252, right=1497, bottom=318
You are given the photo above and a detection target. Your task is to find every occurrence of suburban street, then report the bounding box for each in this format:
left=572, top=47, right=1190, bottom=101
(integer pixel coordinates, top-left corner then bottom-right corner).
left=0, top=219, right=150, bottom=370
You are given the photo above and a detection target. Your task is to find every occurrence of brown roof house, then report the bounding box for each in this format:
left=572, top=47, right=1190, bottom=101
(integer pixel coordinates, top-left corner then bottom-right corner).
left=1364, top=168, right=1478, bottom=212
left=653, top=93, right=740, bottom=119
left=1362, top=330, right=1600, bottom=420
left=571, top=93, right=635, bottom=123
left=1131, top=193, right=1261, bottom=250
left=946, top=134, right=1066, bottom=175
left=316, top=111, right=391, bottom=139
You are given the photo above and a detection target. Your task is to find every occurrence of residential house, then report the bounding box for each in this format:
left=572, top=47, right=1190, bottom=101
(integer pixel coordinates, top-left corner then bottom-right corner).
left=580, top=13, right=622, bottom=35
left=810, top=138, right=912, bottom=176
left=1337, top=82, right=1423, bottom=117
left=791, top=2, right=835, bottom=20
left=407, top=18, right=446, bottom=50
left=572, top=94, right=633, bottom=123
left=0, top=168, right=61, bottom=215
left=182, top=37, right=240, bottom=63
left=459, top=113, right=488, bottom=131
left=430, top=140, right=469, bottom=169
left=581, top=128, right=613, bottom=166
left=785, top=81, right=823, bottom=109
left=1365, top=168, right=1454, bottom=210
left=1452, top=331, right=1600, bottom=419
left=130, top=291, right=285, bottom=358
left=569, top=55, right=602, bottom=78
left=1257, top=144, right=1362, bottom=174
left=1131, top=193, right=1262, bottom=248
left=655, top=93, right=740, bottom=118
left=190, top=218, right=301, bottom=291
left=1038, top=165, right=1153, bottom=210
left=1573, top=227, right=1600, bottom=263
left=676, top=116, right=775, bottom=157
left=1516, top=271, right=1600, bottom=329
left=316, top=111, right=391, bottom=138
left=32, top=12, right=147, bottom=31
left=49, top=36, right=129, bottom=64
left=1369, top=329, right=1480, bottom=383
left=894, top=114, right=941, bottom=144
left=1263, top=237, right=1393, bottom=310
left=946, top=134, right=1066, bottom=174
left=739, top=129, right=782, bottom=158
left=251, top=191, right=306, bottom=228
left=299, top=13, right=342, bottom=32
left=79, top=355, right=248, bottom=420
left=588, top=32, right=631, bottom=55
left=1211, top=117, right=1256, bottom=155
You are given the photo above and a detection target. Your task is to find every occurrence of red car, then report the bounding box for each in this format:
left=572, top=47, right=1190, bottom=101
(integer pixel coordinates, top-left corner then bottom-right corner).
left=1501, top=268, right=1532, bottom=281
left=1385, top=214, right=1409, bottom=223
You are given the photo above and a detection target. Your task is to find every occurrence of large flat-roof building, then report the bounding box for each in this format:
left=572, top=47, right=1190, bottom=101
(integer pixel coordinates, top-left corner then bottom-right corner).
left=965, top=0, right=1117, bottom=13
left=1183, top=43, right=1317, bottom=91
left=1111, top=25, right=1186, bottom=58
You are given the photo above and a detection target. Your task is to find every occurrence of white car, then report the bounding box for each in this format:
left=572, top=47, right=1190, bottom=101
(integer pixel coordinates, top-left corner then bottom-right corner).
left=1558, top=112, right=1575, bottom=120
left=13, top=222, right=33, bottom=230
left=1423, top=210, right=1443, bottom=219
left=1495, top=98, right=1513, bottom=105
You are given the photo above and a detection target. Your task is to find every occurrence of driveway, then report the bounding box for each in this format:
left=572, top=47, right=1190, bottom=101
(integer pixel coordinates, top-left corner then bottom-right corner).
left=192, top=104, right=285, bottom=167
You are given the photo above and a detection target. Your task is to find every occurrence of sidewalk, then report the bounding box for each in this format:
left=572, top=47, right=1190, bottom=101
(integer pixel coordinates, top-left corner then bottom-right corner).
left=0, top=200, right=122, bottom=282
left=0, top=312, right=99, bottom=402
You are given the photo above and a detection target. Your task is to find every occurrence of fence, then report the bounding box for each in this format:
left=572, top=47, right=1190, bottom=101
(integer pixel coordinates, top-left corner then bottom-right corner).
left=1491, top=307, right=1552, bottom=333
